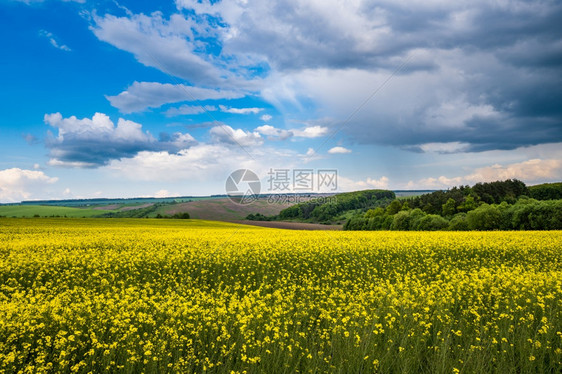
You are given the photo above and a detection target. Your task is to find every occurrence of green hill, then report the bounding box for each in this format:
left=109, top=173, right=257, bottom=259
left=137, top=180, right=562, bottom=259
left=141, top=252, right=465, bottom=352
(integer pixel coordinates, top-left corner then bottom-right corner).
left=529, top=182, right=562, bottom=200
left=274, top=189, right=395, bottom=223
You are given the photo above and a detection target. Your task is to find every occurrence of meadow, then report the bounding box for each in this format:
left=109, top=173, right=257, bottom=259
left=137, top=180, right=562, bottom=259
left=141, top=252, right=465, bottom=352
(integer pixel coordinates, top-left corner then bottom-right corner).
left=0, top=218, right=561, bottom=373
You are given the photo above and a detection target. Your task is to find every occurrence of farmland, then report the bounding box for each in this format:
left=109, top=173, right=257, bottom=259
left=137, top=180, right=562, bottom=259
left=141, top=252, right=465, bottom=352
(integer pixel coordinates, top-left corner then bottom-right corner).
left=0, top=218, right=561, bottom=373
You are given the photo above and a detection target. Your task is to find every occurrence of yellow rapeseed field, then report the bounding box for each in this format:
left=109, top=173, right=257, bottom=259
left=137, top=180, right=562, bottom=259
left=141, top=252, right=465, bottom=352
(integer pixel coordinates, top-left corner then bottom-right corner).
left=0, top=218, right=561, bottom=373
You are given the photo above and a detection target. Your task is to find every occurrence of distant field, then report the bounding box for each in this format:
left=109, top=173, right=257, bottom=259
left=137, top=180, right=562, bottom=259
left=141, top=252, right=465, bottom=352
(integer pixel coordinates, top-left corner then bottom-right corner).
left=19, top=196, right=222, bottom=207
left=160, top=197, right=295, bottom=221
left=1, top=197, right=296, bottom=220
left=0, top=205, right=118, bottom=217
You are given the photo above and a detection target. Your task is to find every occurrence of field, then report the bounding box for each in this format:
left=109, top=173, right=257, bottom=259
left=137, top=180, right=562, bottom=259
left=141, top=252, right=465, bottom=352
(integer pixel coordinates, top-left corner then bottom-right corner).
left=0, top=218, right=561, bottom=373
left=0, top=197, right=297, bottom=222
left=0, top=205, right=119, bottom=218
left=161, top=197, right=293, bottom=221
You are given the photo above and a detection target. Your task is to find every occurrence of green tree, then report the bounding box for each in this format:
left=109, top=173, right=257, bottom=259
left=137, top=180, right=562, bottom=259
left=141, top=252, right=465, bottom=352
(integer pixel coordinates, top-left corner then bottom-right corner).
left=386, top=200, right=402, bottom=215
left=448, top=213, right=469, bottom=230
left=442, top=198, right=457, bottom=216
left=365, top=207, right=384, bottom=218
left=457, top=196, right=478, bottom=213
left=416, top=214, right=449, bottom=230
left=466, top=204, right=502, bottom=230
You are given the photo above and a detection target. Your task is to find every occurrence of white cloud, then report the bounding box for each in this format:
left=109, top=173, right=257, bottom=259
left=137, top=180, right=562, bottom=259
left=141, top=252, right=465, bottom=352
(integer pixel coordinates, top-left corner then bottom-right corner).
left=328, top=146, right=352, bottom=154
left=418, top=142, right=471, bottom=153
left=260, top=114, right=272, bottom=121
left=218, top=105, right=263, bottom=114
left=45, top=112, right=154, bottom=142
left=466, top=159, right=562, bottom=183
left=44, top=112, right=196, bottom=167
left=253, top=124, right=329, bottom=140
left=106, top=81, right=243, bottom=113
left=165, top=104, right=217, bottom=116
left=39, top=30, right=71, bottom=51
left=365, top=176, right=390, bottom=189
left=106, top=144, right=283, bottom=184
left=340, top=175, right=390, bottom=191
left=210, top=125, right=263, bottom=147
left=107, top=146, right=232, bottom=182
left=0, top=168, right=58, bottom=203
left=91, top=12, right=225, bottom=85
left=292, top=125, right=329, bottom=138
left=167, top=132, right=197, bottom=149
left=408, top=158, right=562, bottom=189
left=47, top=159, right=99, bottom=168
left=255, top=125, right=292, bottom=140
left=154, top=189, right=175, bottom=198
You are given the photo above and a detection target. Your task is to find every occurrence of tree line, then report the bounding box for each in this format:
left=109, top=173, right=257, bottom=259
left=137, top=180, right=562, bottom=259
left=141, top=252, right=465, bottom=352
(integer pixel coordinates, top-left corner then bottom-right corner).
left=345, top=180, right=562, bottom=231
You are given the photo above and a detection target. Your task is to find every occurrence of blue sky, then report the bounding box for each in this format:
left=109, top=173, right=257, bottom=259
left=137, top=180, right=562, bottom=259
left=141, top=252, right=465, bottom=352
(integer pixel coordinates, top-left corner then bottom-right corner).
left=1, top=0, right=561, bottom=202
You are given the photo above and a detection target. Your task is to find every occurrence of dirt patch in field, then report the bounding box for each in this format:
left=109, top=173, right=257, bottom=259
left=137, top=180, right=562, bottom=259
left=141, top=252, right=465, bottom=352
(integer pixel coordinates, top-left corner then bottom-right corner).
left=163, top=198, right=292, bottom=221
left=236, top=221, right=343, bottom=230
left=120, top=203, right=153, bottom=211
left=93, top=204, right=120, bottom=210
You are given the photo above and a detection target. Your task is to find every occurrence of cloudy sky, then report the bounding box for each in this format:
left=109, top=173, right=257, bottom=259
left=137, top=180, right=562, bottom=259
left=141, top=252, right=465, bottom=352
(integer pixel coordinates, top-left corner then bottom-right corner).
left=1, top=0, right=561, bottom=202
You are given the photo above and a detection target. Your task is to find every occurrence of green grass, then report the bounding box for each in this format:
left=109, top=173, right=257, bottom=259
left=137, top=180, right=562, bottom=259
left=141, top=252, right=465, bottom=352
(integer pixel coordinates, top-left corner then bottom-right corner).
left=0, top=205, right=116, bottom=218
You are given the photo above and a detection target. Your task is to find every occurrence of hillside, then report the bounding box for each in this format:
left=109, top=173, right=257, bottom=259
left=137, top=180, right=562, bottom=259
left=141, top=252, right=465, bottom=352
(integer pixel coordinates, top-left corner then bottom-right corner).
left=249, top=189, right=396, bottom=223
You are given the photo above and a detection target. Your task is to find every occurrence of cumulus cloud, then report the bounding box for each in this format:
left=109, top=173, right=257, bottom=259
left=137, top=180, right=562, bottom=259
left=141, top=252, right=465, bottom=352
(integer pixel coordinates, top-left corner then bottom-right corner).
left=255, top=125, right=292, bottom=140
left=339, top=175, right=390, bottom=191
left=292, top=125, right=329, bottom=138
left=328, top=146, right=352, bottom=154
left=409, top=159, right=562, bottom=189
left=466, top=159, right=562, bottom=183
left=253, top=124, right=329, bottom=140
left=0, top=168, right=58, bottom=203
left=44, top=112, right=197, bottom=167
left=153, top=189, right=177, bottom=198
left=260, top=114, right=272, bottom=121
left=106, top=81, right=243, bottom=113
left=210, top=124, right=263, bottom=147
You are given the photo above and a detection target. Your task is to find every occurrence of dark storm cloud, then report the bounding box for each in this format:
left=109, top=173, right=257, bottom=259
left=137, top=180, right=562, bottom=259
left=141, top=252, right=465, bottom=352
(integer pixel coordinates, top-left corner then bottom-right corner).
left=96, top=0, right=562, bottom=152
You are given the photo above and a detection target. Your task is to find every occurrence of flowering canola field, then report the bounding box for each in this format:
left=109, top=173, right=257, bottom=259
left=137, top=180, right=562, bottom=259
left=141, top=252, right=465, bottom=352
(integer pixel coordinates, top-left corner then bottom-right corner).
left=0, top=218, right=561, bottom=373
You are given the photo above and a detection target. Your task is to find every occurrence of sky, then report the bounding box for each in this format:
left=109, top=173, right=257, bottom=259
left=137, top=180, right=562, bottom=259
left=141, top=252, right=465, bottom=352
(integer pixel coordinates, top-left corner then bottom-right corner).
left=0, top=0, right=561, bottom=202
